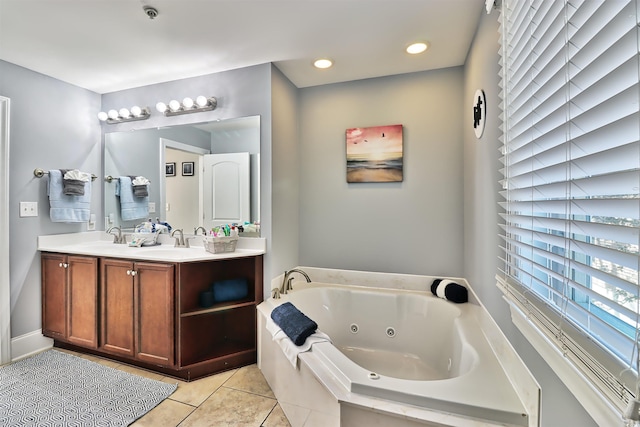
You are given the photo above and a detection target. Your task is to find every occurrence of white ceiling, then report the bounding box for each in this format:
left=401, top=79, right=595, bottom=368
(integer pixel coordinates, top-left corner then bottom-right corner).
left=0, top=0, right=484, bottom=94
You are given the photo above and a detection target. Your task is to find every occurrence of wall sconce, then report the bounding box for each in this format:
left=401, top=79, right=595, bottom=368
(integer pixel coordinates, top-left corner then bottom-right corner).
left=97, top=106, right=150, bottom=124
left=156, top=96, right=217, bottom=117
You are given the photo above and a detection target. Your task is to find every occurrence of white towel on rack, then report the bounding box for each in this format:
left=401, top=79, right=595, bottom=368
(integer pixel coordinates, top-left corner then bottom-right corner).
left=47, top=170, right=91, bottom=223
left=131, top=176, right=150, bottom=185
left=63, top=169, right=91, bottom=182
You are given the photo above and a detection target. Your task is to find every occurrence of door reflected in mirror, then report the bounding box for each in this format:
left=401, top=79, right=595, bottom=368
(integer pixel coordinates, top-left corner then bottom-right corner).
left=104, top=116, right=260, bottom=236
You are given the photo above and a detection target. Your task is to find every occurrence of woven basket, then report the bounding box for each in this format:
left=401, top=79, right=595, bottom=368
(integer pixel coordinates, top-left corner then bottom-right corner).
left=203, top=236, right=238, bottom=254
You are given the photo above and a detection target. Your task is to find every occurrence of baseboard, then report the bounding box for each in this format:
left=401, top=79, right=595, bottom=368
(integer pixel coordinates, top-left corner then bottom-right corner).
left=11, top=329, right=53, bottom=361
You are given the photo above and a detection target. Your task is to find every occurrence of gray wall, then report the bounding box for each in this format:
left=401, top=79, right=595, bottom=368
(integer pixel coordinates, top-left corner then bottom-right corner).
left=270, top=65, right=300, bottom=279
left=0, top=60, right=102, bottom=337
left=298, top=69, right=464, bottom=277
left=102, top=63, right=277, bottom=295
left=462, top=10, right=597, bottom=426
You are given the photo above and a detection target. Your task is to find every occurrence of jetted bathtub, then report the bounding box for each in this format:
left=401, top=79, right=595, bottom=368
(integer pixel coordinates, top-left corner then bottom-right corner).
left=258, top=281, right=532, bottom=426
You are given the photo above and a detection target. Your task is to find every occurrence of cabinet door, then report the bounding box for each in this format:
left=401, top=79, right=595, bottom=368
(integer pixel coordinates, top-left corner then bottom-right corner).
left=101, top=258, right=135, bottom=357
left=42, top=253, right=67, bottom=340
left=67, top=256, right=98, bottom=348
left=66, top=256, right=98, bottom=348
left=135, top=262, right=175, bottom=366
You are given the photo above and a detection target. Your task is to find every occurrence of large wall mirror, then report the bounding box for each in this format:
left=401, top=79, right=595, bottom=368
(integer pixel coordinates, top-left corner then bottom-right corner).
left=104, top=115, right=260, bottom=236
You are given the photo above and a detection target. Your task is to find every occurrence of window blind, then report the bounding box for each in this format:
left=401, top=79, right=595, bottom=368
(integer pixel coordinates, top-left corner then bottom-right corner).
left=498, top=0, right=640, bottom=412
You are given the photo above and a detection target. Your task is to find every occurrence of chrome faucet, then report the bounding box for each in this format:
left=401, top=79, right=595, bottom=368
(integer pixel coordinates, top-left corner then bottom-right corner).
left=106, top=226, right=126, bottom=244
left=171, top=229, right=195, bottom=248
left=171, top=229, right=186, bottom=247
left=194, top=226, right=207, bottom=236
left=272, top=268, right=311, bottom=299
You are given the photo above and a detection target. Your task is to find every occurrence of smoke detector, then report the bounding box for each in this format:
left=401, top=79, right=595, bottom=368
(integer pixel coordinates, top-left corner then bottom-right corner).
left=143, top=5, right=158, bottom=19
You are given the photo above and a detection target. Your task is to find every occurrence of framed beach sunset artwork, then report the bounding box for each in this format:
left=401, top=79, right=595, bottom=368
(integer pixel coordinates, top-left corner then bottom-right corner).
left=346, top=124, right=403, bottom=183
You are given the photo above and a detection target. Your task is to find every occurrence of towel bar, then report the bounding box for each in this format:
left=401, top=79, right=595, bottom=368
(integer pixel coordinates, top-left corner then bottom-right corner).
left=34, top=168, right=97, bottom=182
left=104, top=175, right=151, bottom=183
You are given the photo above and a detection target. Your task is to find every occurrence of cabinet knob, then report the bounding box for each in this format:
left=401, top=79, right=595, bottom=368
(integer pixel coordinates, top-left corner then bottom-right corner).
left=59, top=263, right=68, bottom=268
left=131, top=270, right=137, bottom=276
left=126, top=270, right=131, bottom=275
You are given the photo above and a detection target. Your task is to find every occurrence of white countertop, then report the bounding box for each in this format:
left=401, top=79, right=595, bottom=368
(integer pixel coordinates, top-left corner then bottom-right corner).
left=38, top=231, right=266, bottom=263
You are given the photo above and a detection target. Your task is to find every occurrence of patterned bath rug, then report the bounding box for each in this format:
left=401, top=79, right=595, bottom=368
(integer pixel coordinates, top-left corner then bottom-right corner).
left=0, top=349, right=177, bottom=426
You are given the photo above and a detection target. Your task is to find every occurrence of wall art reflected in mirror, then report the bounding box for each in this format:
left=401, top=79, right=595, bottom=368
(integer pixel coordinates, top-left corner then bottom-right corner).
left=104, top=115, right=260, bottom=236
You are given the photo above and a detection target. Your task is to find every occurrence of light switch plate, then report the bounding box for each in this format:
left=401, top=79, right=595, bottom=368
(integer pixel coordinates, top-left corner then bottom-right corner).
left=87, top=213, right=96, bottom=231
left=19, top=201, right=38, bottom=217
left=148, top=202, right=156, bottom=213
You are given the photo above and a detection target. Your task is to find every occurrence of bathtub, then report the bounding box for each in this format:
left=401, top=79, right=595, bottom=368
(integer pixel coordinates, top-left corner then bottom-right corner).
left=258, top=275, right=537, bottom=427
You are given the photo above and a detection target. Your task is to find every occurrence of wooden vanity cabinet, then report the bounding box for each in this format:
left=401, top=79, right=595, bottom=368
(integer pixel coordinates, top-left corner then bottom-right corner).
left=42, top=251, right=263, bottom=380
left=41, top=253, right=98, bottom=349
left=100, top=258, right=175, bottom=366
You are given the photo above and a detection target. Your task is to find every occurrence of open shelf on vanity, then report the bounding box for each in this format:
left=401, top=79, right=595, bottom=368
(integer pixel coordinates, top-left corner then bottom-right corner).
left=177, top=256, right=262, bottom=314
left=181, top=300, right=256, bottom=317
left=175, top=255, right=263, bottom=377
left=180, top=305, right=256, bottom=366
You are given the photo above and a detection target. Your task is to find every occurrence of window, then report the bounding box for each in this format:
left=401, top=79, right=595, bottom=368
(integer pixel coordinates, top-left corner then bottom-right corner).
left=498, top=0, right=640, bottom=422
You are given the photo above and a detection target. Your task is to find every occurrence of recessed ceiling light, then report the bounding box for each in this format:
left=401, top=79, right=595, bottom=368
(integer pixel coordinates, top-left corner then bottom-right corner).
left=313, top=59, right=333, bottom=69
left=406, top=42, right=428, bottom=55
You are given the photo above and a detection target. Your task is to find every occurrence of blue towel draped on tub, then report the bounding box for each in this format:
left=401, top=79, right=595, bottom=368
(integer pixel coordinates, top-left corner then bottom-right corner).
left=270, top=302, right=318, bottom=346
left=47, top=169, right=91, bottom=223
left=116, top=176, right=149, bottom=221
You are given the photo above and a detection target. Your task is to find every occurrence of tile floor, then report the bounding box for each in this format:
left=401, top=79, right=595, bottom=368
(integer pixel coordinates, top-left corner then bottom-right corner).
left=59, top=349, right=291, bottom=427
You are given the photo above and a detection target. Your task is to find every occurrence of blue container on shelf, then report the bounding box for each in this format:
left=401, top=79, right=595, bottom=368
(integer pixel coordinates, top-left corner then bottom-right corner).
left=198, top=290, right=215, bottom=308
left=212, top=278, right=249, bottom=303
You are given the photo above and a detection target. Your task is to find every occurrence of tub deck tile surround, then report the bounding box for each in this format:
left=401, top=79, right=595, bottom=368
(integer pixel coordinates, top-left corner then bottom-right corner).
left=264, top=267, right=540, bottom=427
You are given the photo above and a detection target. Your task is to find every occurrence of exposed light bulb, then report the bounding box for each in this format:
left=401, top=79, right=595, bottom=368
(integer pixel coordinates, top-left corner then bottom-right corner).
left=406, top=42, right=428, bottom=54
left=182, top=97, right=194, bottom=109
left=107, top=110, right=119, bottom=120
left=97, top=111, right=108, bottom=121
left=196, top=96, right=208, bottom=107
left=130, top=106, right=142, bottom=117
left=156, top=102, right=167, bottom=113
left=169, top=100, right=181, bottom=112
left=313, top=59, right=333, bottom=69
left=119, top=108, right=130, bottom=118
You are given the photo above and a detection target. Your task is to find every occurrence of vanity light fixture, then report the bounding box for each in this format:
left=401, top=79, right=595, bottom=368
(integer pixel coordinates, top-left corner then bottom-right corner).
left=97, top=106, right=150, bottom=124
left=155, top=96, right=217, bottom=117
